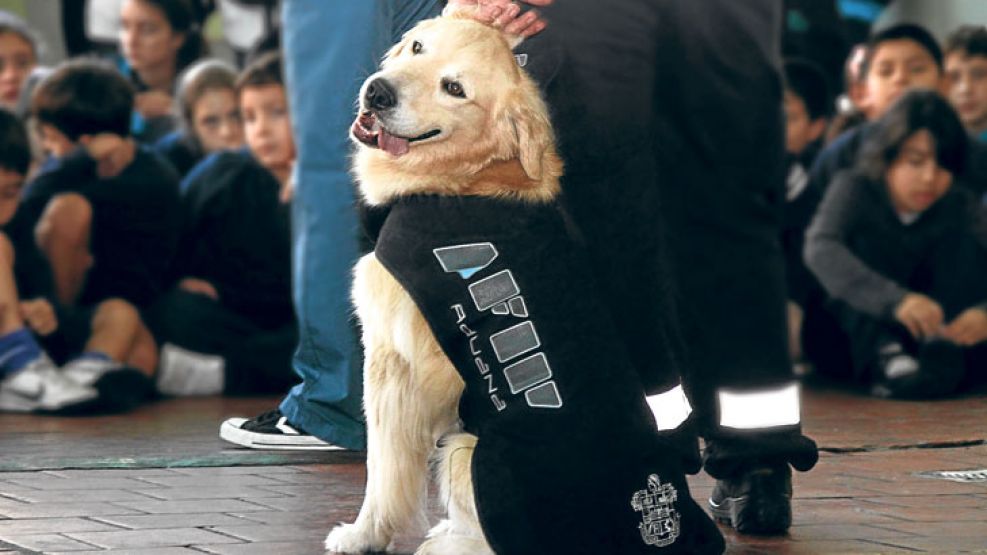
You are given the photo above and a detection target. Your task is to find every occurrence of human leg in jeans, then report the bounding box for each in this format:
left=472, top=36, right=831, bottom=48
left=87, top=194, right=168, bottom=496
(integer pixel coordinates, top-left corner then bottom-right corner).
left=220, top=0, right=442, bottom=451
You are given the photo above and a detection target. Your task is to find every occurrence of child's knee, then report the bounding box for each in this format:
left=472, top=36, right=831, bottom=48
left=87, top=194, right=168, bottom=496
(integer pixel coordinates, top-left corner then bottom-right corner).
left=34, top=193, right=92, bottom=250
left=93, top=298, right=140, bottom=331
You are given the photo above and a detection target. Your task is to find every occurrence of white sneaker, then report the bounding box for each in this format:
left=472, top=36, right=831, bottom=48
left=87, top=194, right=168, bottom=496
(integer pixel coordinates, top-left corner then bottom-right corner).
left=62, top=356, right=155, bottom=413
left=157, top=343, right=225, bottom=396
left=0, top=355, right=99, bottom=413
left=61, top=357, right=124, bottom=387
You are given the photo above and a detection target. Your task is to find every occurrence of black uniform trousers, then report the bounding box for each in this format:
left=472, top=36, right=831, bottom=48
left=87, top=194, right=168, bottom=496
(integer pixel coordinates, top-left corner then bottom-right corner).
left=516, top=0, right=818, bottom=478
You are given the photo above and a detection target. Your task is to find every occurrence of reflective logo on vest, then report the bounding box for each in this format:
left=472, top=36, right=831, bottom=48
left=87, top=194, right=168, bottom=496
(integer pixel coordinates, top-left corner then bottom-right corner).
left=434, top=242, right=562, bottom=411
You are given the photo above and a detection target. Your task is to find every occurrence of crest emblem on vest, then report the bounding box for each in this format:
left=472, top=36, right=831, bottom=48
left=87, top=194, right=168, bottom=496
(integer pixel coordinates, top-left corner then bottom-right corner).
left=630, top=474, right=680, bottom=547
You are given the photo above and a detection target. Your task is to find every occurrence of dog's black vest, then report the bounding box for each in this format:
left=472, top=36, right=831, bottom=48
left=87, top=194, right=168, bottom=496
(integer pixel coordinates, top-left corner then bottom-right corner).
left=374, top=195, right=722, bottom=554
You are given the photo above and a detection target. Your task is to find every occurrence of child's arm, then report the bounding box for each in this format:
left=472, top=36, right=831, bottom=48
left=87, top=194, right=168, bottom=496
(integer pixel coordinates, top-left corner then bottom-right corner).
left=940, top=196, right=987, bottom=345
left=79, top=133, right=136, bottom=179
left=19, top=298, right=57, bottom=336
left=943, top=307, right=987, bottom=346
left=894, top=293, right=945, bottom=340
left=804, top=173, right=911, bottom=319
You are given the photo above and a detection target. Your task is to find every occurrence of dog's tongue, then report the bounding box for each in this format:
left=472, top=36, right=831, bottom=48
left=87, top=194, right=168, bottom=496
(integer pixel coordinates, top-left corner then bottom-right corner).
left=378, top=128, right=409, bottom=157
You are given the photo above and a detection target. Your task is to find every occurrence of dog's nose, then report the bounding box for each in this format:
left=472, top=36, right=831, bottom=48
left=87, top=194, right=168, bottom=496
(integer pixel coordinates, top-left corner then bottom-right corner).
left=365, top=78, right=398, bottom=111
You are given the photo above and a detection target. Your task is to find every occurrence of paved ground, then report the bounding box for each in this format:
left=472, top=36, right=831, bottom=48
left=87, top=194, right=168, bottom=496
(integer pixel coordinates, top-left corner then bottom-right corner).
left=1, top=386, right=986, bottom=554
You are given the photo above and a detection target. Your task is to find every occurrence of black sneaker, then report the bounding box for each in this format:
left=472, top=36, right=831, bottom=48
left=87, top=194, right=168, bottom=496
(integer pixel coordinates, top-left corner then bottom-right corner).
left=872, top=340, right=964, bottom=399
left=220, top=409, right=344, bottom=450
left=871, top=341, right=921, bottom=399
left=708, top=464, right=792, bottom=535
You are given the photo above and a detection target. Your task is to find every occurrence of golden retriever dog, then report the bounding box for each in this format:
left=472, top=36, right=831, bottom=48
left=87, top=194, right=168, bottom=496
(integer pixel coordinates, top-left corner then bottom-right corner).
left=327, top=8, right=723, bottom=555
left=325, top=11, right=560, bottom=555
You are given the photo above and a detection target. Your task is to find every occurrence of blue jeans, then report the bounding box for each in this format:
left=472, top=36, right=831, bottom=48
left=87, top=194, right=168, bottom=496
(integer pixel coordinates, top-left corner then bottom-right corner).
left=279, top=0, right=441, bottom=449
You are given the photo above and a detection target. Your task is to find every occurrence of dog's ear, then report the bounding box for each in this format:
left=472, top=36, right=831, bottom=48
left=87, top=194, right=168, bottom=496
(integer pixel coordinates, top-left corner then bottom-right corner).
left=442, top=2, right=478, bottom=18
left=503, top=32, right=525, bottom=50
left=442, top=4, right=526, bottom=49
left=381, top=36, right=409, bottom=65
left=503, top=83, right=553, bottom=181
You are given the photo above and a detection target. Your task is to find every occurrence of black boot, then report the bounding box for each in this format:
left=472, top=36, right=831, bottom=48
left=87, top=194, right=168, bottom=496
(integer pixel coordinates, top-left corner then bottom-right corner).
left=708, top=463, right=792, bottom=535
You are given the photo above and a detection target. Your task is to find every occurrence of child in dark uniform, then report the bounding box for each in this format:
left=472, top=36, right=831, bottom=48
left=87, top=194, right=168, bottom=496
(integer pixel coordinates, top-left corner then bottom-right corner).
left=117, top=0, right=209, bottom=144
left=4, top=59, right=182, bottom=400
left=18, top=59, right=183, bottom=312
left=0, top=109, right=154, bottom=413
left=153, top=59, right=244, bottom=178
left=808, top=24, right=944, bottom=198
left=804, top=90, right=987, bottom=398
left=781, top=58, right=831, bottom=362
left=945, top=25, right=987, bottom=143
left=148, top=52, right=297, bottom=396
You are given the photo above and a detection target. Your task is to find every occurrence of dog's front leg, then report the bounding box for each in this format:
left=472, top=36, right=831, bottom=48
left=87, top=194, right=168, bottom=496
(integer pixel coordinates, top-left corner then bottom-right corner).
left=416, top=433, right=494, bottom=555
left=328, top=255, right=463, bottom=553
left=326, top=345, right=434, bottom=553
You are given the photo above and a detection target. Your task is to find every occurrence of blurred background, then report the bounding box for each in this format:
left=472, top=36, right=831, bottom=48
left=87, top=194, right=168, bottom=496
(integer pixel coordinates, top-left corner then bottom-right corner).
left=0, top=0, right=280, bottom=67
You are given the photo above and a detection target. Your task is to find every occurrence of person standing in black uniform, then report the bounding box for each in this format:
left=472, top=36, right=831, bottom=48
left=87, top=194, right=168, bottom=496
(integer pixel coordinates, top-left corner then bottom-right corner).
left=460, top=0, right=820, bottom=535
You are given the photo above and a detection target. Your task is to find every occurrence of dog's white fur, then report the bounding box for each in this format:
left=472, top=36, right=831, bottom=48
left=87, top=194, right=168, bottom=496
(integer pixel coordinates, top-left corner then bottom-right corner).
left=324, top=11, right=562, bottom=555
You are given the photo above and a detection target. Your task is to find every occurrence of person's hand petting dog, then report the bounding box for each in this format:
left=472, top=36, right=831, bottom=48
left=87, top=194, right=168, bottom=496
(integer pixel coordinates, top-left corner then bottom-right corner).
left=446, top=0, right=553, bottom=37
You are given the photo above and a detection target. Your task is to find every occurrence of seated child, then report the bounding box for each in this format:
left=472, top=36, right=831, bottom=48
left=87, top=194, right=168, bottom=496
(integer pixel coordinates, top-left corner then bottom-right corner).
left=781, top=58, right=831, bottom=361
left=117, top=0, right=209, bottom=144
left=809, top=23, right=944, bottom=195
left=147, top=52, right=297, bottom=396
left=14, top=59, right=184, bottom=311
left=154, top=59, right=244, bottom=177
left=824, top=43, right=869, bottom=145
left=804, top=90, right=987, bottom=399
left=0, top=11, right=38, bottom=112
left=945, top=25, right=987, bottom=142
left=0, top=109, right=153, bottom=413
left=784, top=59, right=831, bottom=169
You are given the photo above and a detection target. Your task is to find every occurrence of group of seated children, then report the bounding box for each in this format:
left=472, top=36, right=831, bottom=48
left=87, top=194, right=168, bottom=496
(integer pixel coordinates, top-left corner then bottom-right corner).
left=147, top=53, right=298, bottom=398
left=0, top=49, right=296, bottom=414
left=784, top=23, right=987, bottom=400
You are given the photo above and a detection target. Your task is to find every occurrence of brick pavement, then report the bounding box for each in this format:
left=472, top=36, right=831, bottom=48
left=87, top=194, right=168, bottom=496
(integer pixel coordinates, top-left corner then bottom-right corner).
left=1, top=389, right=986, bottom=554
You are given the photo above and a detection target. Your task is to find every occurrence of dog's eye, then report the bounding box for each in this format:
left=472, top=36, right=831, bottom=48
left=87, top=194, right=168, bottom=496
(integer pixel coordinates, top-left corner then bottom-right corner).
left=443, top=79, right=466, bottom=99
left=412, top=40, right=423, bottom=55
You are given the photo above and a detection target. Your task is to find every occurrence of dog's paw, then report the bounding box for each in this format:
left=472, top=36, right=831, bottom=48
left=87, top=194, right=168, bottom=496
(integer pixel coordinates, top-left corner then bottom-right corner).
left=415, top=532, right=494, bottom=555
left=325, top=522, right=388, bottom=554
left=424, top=519, right=457, bottom=539
left=415, top=536, right=494, bottom=555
